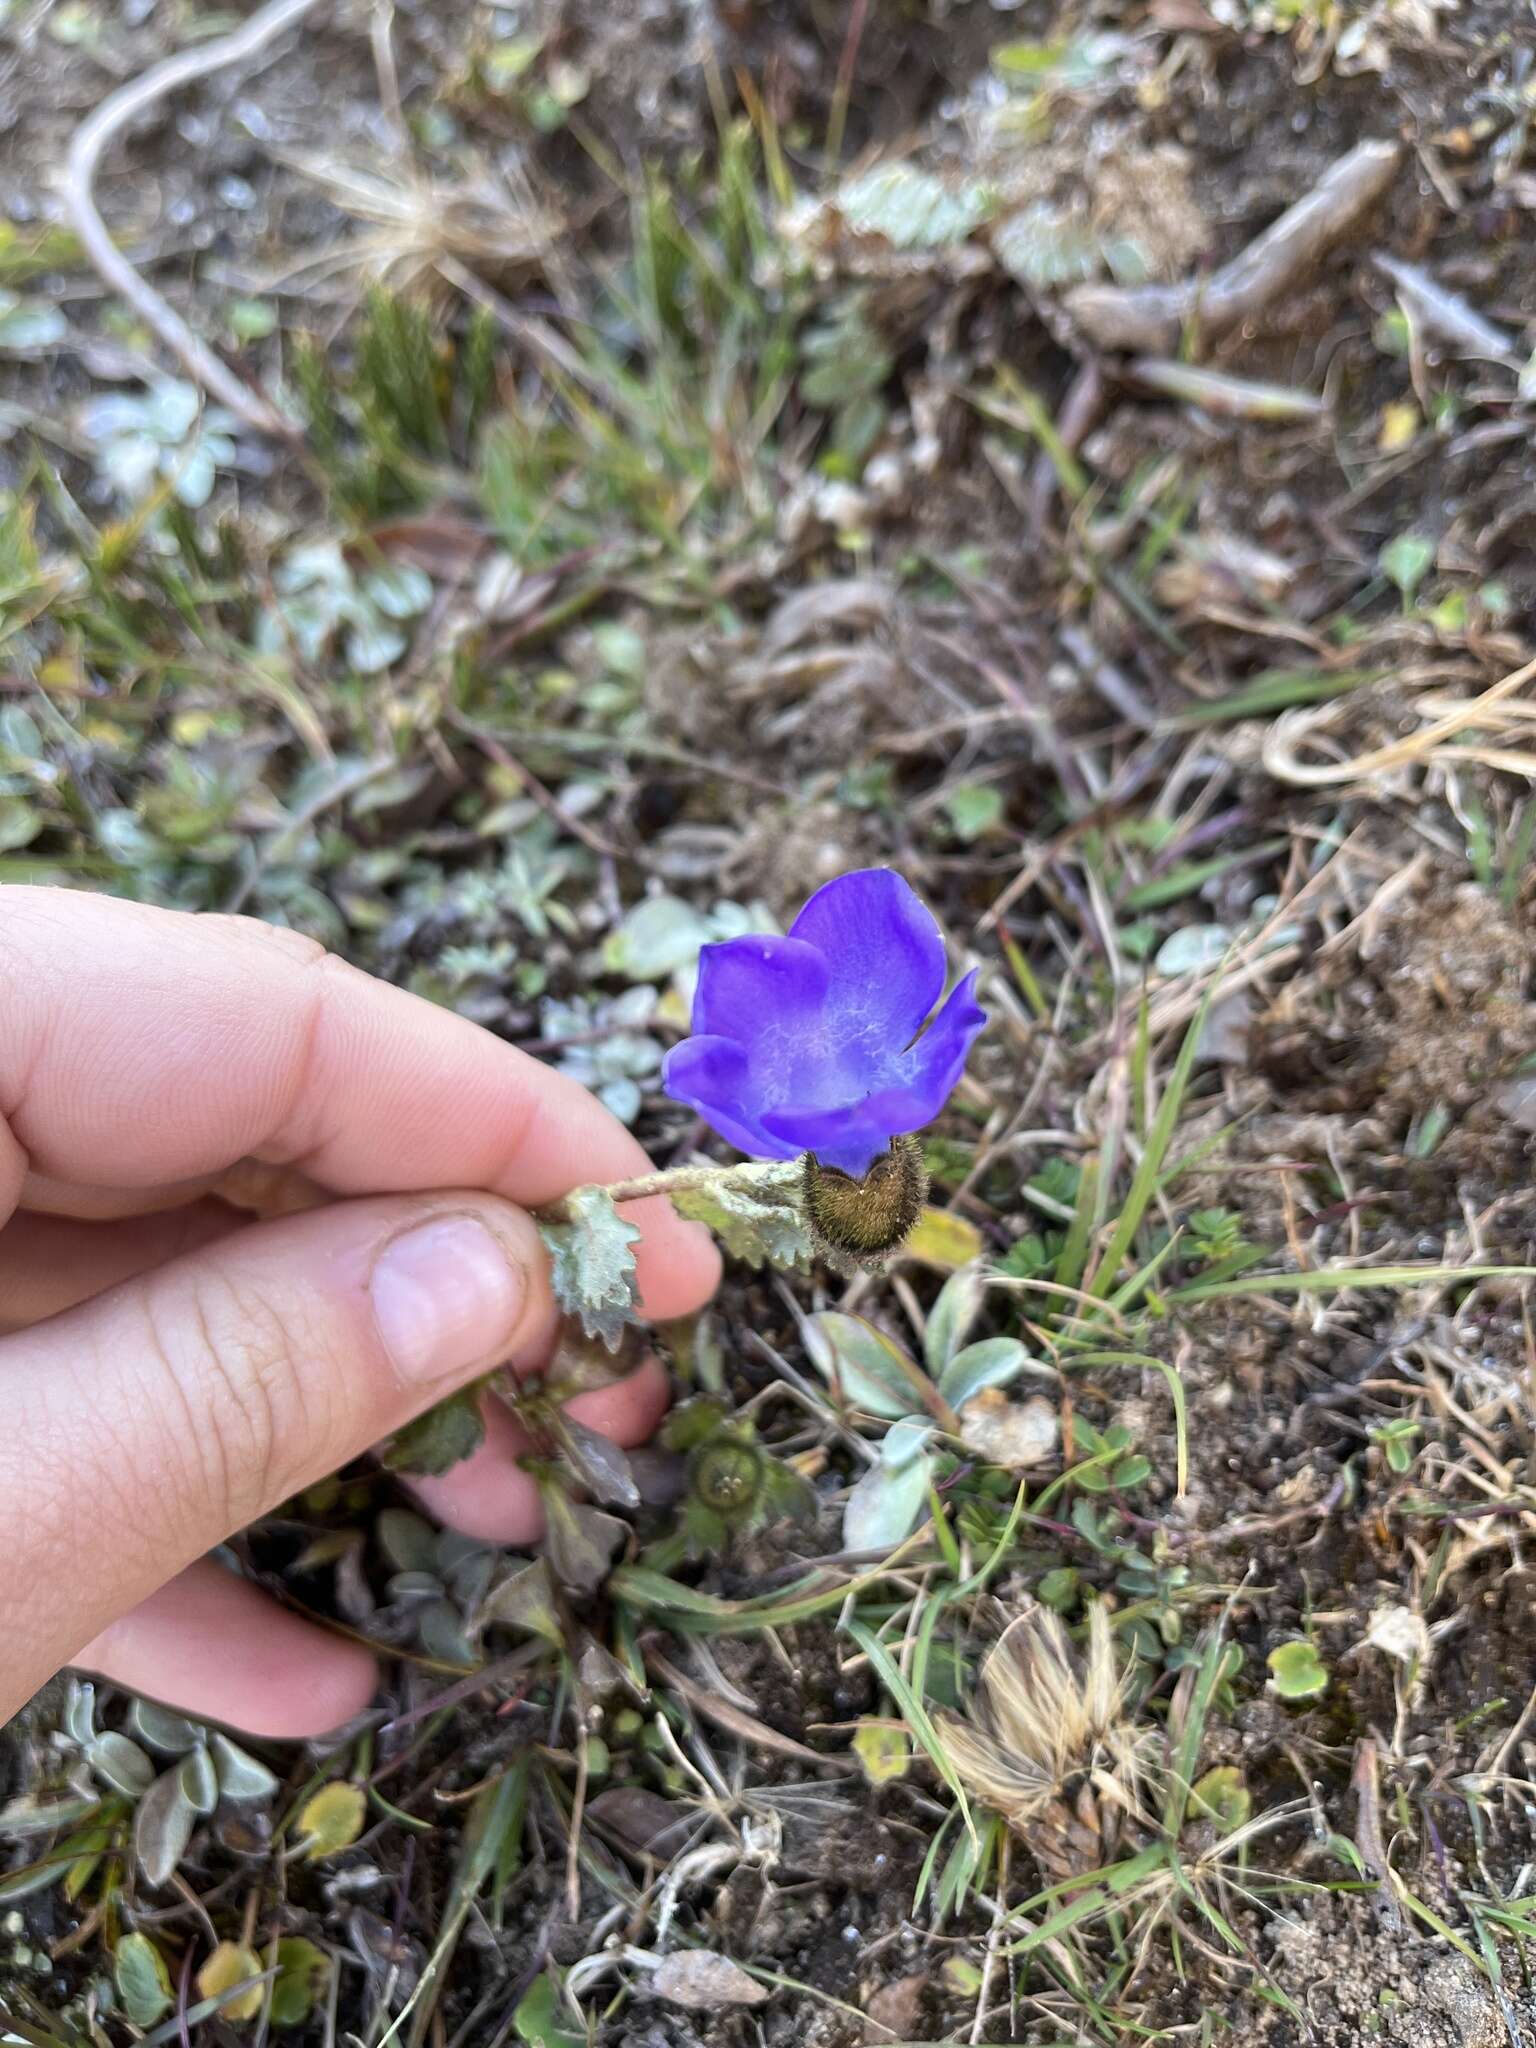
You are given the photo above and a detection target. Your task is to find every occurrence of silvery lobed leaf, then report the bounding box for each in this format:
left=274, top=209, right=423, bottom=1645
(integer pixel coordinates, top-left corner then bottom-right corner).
left=361, top=563, right=433, bottom=619
left=179, top=1745, right=220, bottom=1816
left=834, top=165, right=996, bottom=248
left=63, top=1678, right=98, bottom=1748
left=939, top=1336, right=1033, bottom=1408
left=880, top=1417, right=935, bottom=1470
left=923, top=1261, right=987, bottom=1375
left=540, top=1186, right=642, bottom=1348
left=144, top=380, right=201, bottom=440
left=100, top=432, right=162, bottom=497
left=127, top=1698, right=201, bottom=1756
left=345, top=615, right=408, bottom=675
left=134, top=1766, right=197, bottom=1887
left=843, top=1451, right=936, bottom=1551
left=601, top=893, right=716, bottom=981
left=0, top=298, right=66, bottom=350
left=209, top=1732, right=280, bottom=1803
left=87, top=1732, right=155, bottom=1798
left=173, top=441, right=217, bottom=508
left=804, top=1310, right=926, bottom=1420
left=672, top=1159, right=813, bottom=1271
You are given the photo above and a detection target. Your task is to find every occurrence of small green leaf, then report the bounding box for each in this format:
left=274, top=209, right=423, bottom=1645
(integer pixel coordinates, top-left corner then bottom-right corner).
left=671, top=1158, right=813, bottom=1270
left=115, top=1932, right=174, bottom=2026
left=1380, top=530, right=1434, bottom=603
left=540, top=1186, right=641, bottom=1347
left=296, top=1780, right=366, bottom=1861
left=943, top=783, right=1004, bottom=841
left=1189, top=1766, right=1252, bottom=1833
left=1036, top=1566, right=1079, bottom=1611
left=382, top=1381, right=488, bottom=1475
left=270, top=1937, right=329, bottom=2027
left=227, top=297, right=278, bottom=341
left=1267, top=1639, right=1329, bottom=1701
left=197, top=1940, right=265, bottom=2023
left=851, top=1720, right=911, bottom=1783
left=513, top=1969, right=585, bottom=2048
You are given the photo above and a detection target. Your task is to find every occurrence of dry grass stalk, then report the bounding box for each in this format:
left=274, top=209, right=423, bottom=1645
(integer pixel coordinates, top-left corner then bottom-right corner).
left=1264, top=651, right=1536, bottom=787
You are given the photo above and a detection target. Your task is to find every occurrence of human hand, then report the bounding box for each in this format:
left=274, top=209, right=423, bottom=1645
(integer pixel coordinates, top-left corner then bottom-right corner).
left=0, top=887, right=718, bottom=1737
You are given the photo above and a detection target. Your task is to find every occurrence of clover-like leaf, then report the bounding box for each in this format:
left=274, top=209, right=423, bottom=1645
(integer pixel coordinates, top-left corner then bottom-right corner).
left=296, top=1781, right=367, bottom=1861
left=270, top=1937, right=330, bottom=2028
left=1189, top=1766, right=1252, bottom=1834
left=197, top=1940, right=265, bottom=2023
left=805, top=1310, right=927, bottom=1421
left=939, top=1336, right=1032, bottom=1408
left=671, top=1159, right=814, bottom=1270
left=852, top=1720, right=911, bottom=1783
left=540, top=1186, right=641, bottom=1348
left=115, top=1932, right=174, bottom=2028
left=1266, top=1639, right=1329, bottom=1701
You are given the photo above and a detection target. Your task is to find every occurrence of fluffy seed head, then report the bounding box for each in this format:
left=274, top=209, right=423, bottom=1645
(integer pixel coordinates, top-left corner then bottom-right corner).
left=938, top=1603, right=1152, bottom=1879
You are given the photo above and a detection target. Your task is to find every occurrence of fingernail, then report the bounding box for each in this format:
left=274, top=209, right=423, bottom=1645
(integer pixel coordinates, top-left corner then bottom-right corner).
left=370, top=1216, right=526, bottom=1385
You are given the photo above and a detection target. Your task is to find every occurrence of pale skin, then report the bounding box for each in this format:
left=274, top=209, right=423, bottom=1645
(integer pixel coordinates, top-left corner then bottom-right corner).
left=0, top=887, right=720, bottom=1737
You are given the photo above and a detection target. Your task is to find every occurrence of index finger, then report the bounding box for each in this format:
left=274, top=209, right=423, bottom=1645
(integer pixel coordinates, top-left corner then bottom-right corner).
left=0, top=888, right=719, bottom=1320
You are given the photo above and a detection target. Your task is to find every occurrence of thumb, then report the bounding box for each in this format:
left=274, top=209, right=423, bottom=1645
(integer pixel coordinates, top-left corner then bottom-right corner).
left=1, top=1193, right=556, bottom=1710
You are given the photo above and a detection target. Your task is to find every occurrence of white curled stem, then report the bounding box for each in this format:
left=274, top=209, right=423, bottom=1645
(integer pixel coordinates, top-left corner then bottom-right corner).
left=60, top=0, right=323, bottom=438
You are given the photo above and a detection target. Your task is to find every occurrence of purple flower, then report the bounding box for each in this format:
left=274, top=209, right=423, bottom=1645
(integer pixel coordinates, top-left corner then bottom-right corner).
left=662, top=868, right=985, bottom=1176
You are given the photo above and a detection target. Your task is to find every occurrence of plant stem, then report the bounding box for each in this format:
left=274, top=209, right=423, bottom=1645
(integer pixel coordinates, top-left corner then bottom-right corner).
left=537, top=1161, right=749, bottom=1222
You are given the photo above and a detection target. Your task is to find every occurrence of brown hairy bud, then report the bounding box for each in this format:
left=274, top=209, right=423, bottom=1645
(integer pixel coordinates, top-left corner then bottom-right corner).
left=802, top=1134, right=928, bottom=1268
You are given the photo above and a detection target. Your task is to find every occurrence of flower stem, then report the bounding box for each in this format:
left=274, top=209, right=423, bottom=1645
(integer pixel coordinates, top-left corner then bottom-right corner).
left=537, top=1160, right=755, bottom=1223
